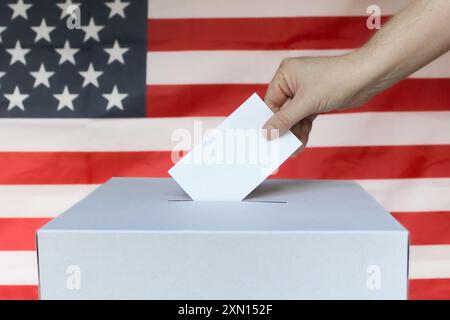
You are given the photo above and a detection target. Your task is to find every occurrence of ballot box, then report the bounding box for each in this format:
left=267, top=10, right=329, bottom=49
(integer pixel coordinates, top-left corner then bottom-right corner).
left=37, top=178, right=408, bottom=299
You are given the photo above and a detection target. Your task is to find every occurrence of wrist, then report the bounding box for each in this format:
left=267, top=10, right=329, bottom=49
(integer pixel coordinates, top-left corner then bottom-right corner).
left=344, top=46, right=401, bottom=98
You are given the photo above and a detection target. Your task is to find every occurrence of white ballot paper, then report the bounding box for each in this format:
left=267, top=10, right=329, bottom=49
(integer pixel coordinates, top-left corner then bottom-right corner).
left=169, top=93, right=302, bottom=201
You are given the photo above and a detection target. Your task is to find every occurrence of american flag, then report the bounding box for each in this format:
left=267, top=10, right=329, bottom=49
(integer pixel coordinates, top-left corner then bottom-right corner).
left=0, top=0, right=449, bottom=300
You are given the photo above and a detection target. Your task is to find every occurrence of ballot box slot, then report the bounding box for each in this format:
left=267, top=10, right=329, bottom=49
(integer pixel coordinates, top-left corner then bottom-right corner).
left=244, top=200, right=286, bottom=204
left=166, top=199, right=286, bottom=204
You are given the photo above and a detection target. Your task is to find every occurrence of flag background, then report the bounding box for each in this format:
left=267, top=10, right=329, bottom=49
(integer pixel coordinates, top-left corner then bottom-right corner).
left=1, top=0, right=450, bottom=300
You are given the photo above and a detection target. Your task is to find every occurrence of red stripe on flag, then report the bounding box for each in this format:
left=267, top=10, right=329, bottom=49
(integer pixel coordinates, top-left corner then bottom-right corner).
left=0, top=151, right=171, bottom=184
left=147, top=84, right=264, bottom=117
left=275, top=146, right=450, bottom=180
left=148, top=16, right=390, bottom=51
left=409, top=279, right=450, bottom=300
left=0, top=218, right=51, bottom=251
left=0, top=285, right=38, bottom=300
left=0, top=146, right=449, bottom=184
left=146, top=79, right=450, bottom=117
left=392, top=212, right=450, bottom=245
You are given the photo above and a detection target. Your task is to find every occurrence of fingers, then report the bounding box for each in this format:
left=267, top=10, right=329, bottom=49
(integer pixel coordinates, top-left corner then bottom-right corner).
left=263, top=94, right=313, bottom=140
left=263, top=58, right=316, bottom=140
left=289, top=116, right=314, bottom=157
left=263, top=108, right=295, bottom=139
left=264, top=64, right=291, bottom=113
left=291, top=117, right=313, bottom=145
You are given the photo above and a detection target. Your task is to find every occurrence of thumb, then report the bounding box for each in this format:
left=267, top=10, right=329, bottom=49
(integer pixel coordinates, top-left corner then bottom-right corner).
left=262, top=96, right=312, bottom=140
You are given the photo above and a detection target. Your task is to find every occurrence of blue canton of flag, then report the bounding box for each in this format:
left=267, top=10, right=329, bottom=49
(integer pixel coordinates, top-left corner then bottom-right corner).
left=0, top=0, right=147, bottom=117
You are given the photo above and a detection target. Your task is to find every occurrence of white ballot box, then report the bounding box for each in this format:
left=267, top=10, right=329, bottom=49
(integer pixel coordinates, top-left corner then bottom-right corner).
left=37, top=178, right=408, bottom=299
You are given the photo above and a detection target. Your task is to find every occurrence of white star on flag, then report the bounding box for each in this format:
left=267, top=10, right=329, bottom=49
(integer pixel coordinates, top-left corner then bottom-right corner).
left=32, top=19, right=56, bottom=43
left=54, top=86, right=78, bottom=111
left=81, top=18, right=104, bottom=42
left=104, top=40, right=129, bottom=64
left=8, top=0, right=33, bottom=20
left=56, top=0, right=81, bottom=19
left=105, top=0, right=130, bottom=19
left=79, top=63, right=104, bottom=87
left=103, top=86, right=128, bottom=110
left=4, top=86, right=29, bottom=111
left=55, top=40, right=79, bottom=65
left=7, top=41, right=30, bottom=65
left=30, top=64, right=55, bottom=88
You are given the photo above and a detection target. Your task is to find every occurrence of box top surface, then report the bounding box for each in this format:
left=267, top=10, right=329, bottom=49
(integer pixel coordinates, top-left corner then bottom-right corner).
left=40, top=178, right=405, bottom=232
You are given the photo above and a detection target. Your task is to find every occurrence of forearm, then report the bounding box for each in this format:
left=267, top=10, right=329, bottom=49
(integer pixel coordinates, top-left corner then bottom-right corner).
left=263, top=0, right=450, bottom=140
left=353, top=0, right=450, bottom=90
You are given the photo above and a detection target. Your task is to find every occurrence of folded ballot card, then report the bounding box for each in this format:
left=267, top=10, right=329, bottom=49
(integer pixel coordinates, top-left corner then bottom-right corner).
left=168, top=93, right=302, bottom=201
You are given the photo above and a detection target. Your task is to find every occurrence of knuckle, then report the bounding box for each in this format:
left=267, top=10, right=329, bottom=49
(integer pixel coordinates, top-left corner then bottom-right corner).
left=280, top=57, right=293, bottom=69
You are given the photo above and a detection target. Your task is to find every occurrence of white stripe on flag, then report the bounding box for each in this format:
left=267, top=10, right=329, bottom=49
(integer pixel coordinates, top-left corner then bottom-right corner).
left=147, top=50, right=450, bottom=85
left=357, top=179, right=450, bottom=213
left=309, top=112, right=450, bottom=147
left=148, top=0, right=410, bottom=18
left=1, top=112, right=449, bottom=151
left=409, top=245, right=450, bottom=279
left=1, top=179, right=449, bottom=218
left=0, top=118, right=223, bottom=152
left=0, top=251, right=38, bottom=285
left=0, top=185, right=99, bottom=218
left=1, top=244, right=448, bottom=285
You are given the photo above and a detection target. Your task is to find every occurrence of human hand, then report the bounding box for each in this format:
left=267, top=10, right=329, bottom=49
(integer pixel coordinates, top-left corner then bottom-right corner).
left=263, top=0, right=450, bottom=147
left=262, top=54, right=389, bottom=146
